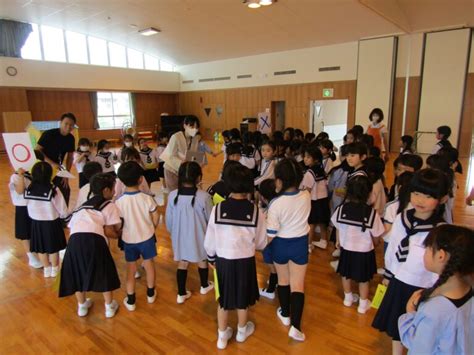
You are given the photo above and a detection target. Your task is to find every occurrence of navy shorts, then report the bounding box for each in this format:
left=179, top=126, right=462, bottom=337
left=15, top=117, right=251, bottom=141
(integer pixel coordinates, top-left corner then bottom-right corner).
left=123, top=236, right=157, bottom=262
left=262, top=245, right=273, bottom=264
left=270, top=235, right=308, bottom=265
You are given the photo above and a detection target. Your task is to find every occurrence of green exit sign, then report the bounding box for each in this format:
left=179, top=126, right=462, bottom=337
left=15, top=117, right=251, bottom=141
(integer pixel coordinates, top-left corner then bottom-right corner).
left=323, top=88, right=334, bottom=98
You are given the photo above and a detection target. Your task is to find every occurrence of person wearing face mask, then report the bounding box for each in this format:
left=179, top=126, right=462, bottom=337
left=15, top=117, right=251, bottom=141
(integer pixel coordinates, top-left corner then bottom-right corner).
left=366, top=108, right=388, bottom=163
left=118, top=134, right=135, bottom=163
left=160, top=116, right=201, bottom=192
left=94, top=140, right=119, bottom=177
left=73, top=138, right=92, bottom=188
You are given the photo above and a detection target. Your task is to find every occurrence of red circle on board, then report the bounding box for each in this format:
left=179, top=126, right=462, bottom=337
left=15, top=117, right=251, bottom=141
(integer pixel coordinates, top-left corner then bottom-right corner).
left=11, top=143, right=31, bottom=162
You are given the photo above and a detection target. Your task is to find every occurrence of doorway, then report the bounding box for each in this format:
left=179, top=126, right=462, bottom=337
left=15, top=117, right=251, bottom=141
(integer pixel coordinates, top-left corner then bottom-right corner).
left=309, top=99, right=348, bottom=148
left=271, top=101, right=286, bottom=132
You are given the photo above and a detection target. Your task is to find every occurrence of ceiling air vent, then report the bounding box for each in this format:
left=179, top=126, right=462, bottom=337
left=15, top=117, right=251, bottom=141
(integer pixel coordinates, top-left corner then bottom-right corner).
left=213, top=76, right=231, bottom=81
left=274, top=70, right=296, bottom=76
left=182, top=80, right=194, bottom=84
left=237, top=74, right=252, bottom=79
left=318, top=66, right=341, bottom=72
left=199, top=78, right=214, bottom=82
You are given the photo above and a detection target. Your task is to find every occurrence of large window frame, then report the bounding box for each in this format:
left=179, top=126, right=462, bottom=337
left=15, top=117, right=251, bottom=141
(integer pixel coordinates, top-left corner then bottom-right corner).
left=96, top=92, right=134, bottom=130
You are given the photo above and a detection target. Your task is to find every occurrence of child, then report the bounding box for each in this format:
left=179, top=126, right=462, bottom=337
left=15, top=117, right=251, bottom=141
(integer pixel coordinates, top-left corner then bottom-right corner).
left=426, top=154, right=454, bottom=224
left=266, top=159, right=311, bottom=341
left=399, top=135, right=414, bottom=155
left=118, top=134, right=135, bottom=162
left=283, top=127, right=295, bottom=141
left=73, top=137, right=92, bottom=188
left=75, top=161, right=103, bottom=208
left=431, top=125, right=452, bottom=154
left=166, top=162, right=214, bottom=304
left=372, top=168, right=450, bottom=355
left=138, top=138, right=160, bottom=186
left=304, top=133, right=316, bottom=144
left=319, top=139, right=336, bottom=175
left=346, top=142, right=368, bottom=180
left=204, top=165, right=267, bottom=350
left=388, top=154, right=423, bottom=201
left=241, top=131, right=260, bottom=173
left=217, top=130, right=232, bottom=161
left=9, top=168, right=42, bottom=268
left=196, top=132, right=217, bottom=167
left=156, top=132, right=168, bottom=191
left=300, top=145, right=330, bottom=251
left=332, top=176, right=385, bottom=313
left=366, top=108, right=388, bottom=158
left=114, top=148, right=152, bottom=199
left=207, top=160, right=242, bottom=203
left=59, top=173, right=121, bottom=318
left=254, top=141, right=276, bottom=187
left=365, top=156, right=387, bottom=216
left=23, top=162, right=68, bottom=278
left=115, top=161, right=159, bottom=311
left=294, top=129, right=304, bottom=141
left=398, top=224, right=474, bottom=354
left=94, top=139, right=118, bottom=177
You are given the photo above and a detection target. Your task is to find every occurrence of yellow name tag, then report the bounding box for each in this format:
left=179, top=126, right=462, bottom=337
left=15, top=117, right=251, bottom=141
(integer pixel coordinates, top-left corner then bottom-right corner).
left=214, top=268, right=220, bottom=301
left=212, top=193, right=226, bottom=205
left=371, top=283, right=387, bottom=309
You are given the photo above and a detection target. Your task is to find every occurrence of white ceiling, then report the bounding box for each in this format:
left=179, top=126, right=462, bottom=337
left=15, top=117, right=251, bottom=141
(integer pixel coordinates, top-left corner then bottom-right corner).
left=0, top=0, right=473, bottom=65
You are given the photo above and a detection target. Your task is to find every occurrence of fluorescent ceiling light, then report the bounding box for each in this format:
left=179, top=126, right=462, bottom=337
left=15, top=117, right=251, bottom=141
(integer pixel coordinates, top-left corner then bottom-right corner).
left=248, top=1, right=261, bottom=8
left=259, top=0, right=273, bottom=5
left=139, top=27, right=160, bottom=36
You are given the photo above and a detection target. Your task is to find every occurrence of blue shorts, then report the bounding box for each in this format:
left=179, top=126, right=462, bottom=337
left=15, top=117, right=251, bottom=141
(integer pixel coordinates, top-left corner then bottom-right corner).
left=123, top=236, right=157, bottom=262
left=270, top=235, right=308, bottom=265
left=262, top=245, right=273, bottom=264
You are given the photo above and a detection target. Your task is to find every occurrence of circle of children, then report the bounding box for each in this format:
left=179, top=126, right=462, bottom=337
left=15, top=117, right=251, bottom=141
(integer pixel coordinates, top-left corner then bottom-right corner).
left=8, top=109, right=473, bottom=353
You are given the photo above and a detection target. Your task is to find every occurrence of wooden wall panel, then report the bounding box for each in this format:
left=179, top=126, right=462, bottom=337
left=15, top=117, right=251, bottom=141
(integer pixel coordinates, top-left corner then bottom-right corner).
left=0, top=88, right=29, bottom=150
left=459, top=73, right=473, bottom=157
left=134, top=93, right=178, bottom=128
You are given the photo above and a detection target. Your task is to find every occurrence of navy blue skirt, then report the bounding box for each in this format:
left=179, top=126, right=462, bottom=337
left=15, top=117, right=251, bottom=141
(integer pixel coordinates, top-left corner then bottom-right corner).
left=15, top=206, right=31, bottom=240
left=337, top=248, right=376, bottom=283
left=30, top=218, right=66, bottom=254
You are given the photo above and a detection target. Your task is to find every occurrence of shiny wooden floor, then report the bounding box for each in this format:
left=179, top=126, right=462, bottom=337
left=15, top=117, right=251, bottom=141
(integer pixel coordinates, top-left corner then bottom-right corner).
left=0, top=144, right=473, bottom=354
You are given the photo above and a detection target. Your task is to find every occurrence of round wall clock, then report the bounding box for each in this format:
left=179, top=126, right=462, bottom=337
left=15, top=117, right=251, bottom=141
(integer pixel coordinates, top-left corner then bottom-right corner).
left=6, top=66, right=18, bottom=76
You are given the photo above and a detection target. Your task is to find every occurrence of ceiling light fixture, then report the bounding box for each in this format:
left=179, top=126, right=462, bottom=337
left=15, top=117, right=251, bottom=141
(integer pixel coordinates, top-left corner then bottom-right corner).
left=138, top=27, right=160, bottom=36
left=243, top=0, right=276, bottom=9
left=247, top=1, right=260, bottom=8
left=259, top=0, right=273, bottom=5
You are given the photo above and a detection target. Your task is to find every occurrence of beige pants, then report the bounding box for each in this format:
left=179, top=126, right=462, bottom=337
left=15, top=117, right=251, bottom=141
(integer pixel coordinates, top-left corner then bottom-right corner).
left=164, top=168, right=178, bottom=191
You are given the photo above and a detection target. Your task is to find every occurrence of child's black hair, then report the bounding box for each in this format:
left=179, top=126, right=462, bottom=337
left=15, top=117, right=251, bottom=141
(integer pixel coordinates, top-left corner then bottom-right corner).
left=294, top=129, right=304, bottom=140
left=437, top=125, right=451, bottom=140
left=226, top=142, right=243, bottom=157
left=229, top=128, right=241, bottom=142
left=253, top=131, right=263, bottom=149
left=396, top=171, right=414, bottom=214
left=29, top=162, right=55, bottom=196
left=283, top=127, right=295, bottom=141
left=395, top=154, right=423, bottom=171
left=304, top=144, right=323, bottom=164
left=97, top=139, right=109, bottom=152
left=351, top=125, right=364, bottom=137
left=174, top=161, right=202, bottom=206
left=346, top=142, right=368, bottom=156
left=90, top=173, right=116, bottom=198
left=319, top=139, right=336, bottom=161
left=345, top=175, right=372, bottom=204
left=410, top=169, right=449, bottom=217
left=361, top=134, right=374, bottom=149
left=426, top=154, right=454, bottom=189
left=224, top=164, right=254, bottom=194
left=272, top=130, right=284, bottom=142
left=288, top=140, right=302, bottom=156
left=304, top=132, right=315, bottom=143
left=83, top=161, right=103, bottom=181
left=418, top=224, right=474, bottom=307
left=242, top=131, right=255, bottom=146
left=34, top=149, right=45, bottom=161
left=157, top=131, right=168, bottom=141
left=369, top=146, right=381, bottom=158
left=222, top=130, right=231, bottom=141
left=261, top=140, right=276, bottom=152
left=117, top=161, right=143, bottom=187
left=121, top=147, right=140, bottom=162
left=364, top=156, right=385, bottom=184
left=315, top=132, right=329, bottom=144
left=274, top=158, right=304, bottom=195
left=369, top=108, right=384, bottom=123
left=222, top=160, right=242, bottom=179
left=401, top=135, right=414, bottom=153
left=183, top=115, right=200, bottom=128
left=259, top=178, right=277, bottom=204
left=438, top=146, right=463, bottom=174
left=78, top=137, right=91, bottom=148
left=123, top=134, right=134, bottom=143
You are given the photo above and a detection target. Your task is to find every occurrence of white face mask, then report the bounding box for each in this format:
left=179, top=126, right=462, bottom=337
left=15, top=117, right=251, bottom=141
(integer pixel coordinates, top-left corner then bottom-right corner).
left=103, top=148, right=110, bottom=153
left=185, top=126, right=198, bottom=137
left=79, top=145, right=89, bottom=152
left=125, top=141, right=133, bottom=147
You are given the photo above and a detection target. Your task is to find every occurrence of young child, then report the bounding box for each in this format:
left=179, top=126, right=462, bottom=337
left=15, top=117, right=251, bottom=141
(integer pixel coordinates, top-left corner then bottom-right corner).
left=332, top=176, right=385, bottom=313
left=166, top=162, right=214, bottom=304
left=240, top=132, right=259, bottom=172
left=254, top=141, right=276, bottom=187
left=388, top=154, right=423, bottom=201
left=319, top=139, right=336, bottom=175
left=156, top=132, right=168, bottom=191
left=426, top=154, right=454, bottom=224
left=300, top=145, right=330, bottom=251
left=75, top=161, right=103, bottom=208
left=138, top=138, right=160, bottom=186
left=398, top=224, right=474, bottom=354
left=399, top=135, right=414, bottom=155
left=266, top=159, right=311, bottom=341
left=372, top=168, right=450, bottom=355
left=118, top=134, right=135, bottom=162
left=217, top=130, right=232, bottom=161
left=365, top=156, right=387, bottom=216
left=59, top=173, right=121, bottom=318
left=196, top=132, right=217, bottom=167
left=431, top=125, right=452, bottom=154
left=204, top=165, right=267, bottom=350
left=294, top=129, right=304, bottom=141
left=346, top=142, right=368, bottom=180
left=23, top=162, right=68, bottom=278
left=94, top=139, right=119, bottom=177
left=114, top=148, right=152, bottom=199
left=73, top=137, right=92, bottom=188
left=207, top=160, right=242, bottom=204
left=9, top=168, right=42, bottom=268
left=366, top=108, right=388, bottom=160
left=115, top=161, right=159, bottom=311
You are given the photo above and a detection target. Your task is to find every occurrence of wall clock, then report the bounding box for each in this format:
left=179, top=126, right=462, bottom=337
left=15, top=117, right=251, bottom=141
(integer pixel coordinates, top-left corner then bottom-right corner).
left=6, top=66, right=17, bottom=76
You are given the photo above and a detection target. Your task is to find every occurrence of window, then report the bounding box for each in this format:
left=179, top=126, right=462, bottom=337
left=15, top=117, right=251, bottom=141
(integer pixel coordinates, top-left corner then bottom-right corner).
left=160, top=60, right=174, bottom=72
left=66, top=31, right=88, bottom=64
left=109, top=42, right=127, bottom=68
left=88, top=36, right=108, bottom=66
left=127, top=48, right=144, bottom=69
left=144, top=54, right=159, bottom=70
left=21, top=23, right=42, bottom=60
left=97, top=92, right=133, bottom=129
left=41, top=25, right=66, bottom=62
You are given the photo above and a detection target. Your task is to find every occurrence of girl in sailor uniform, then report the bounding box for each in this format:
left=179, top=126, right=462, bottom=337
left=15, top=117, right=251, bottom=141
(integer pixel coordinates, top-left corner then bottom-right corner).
left=254, top=141, right=276, bottom=188
left=346, top=142, right=368, bottom=181
left=94, top=140, right=118, bottom=177
left=166, top=162, right=214, bottom=304
left=332, top=175, right=385, bottom=314
left=204, top=165, right=267, bottom=350
left=59, top=173, right=121, bottom=318
left=138, top=138, right=161, bottom=186
left=372, top=168, right=450, bottom=355
left=23, top=162, right=68, bottom=278
left=73, top=137, right=92, bottom=188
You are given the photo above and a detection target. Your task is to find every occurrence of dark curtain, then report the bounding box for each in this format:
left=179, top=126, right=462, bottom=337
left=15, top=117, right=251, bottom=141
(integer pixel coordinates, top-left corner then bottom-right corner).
left=130, top=93, right=137, bottom=126
left=0, top=19, right=32, bottom=58
left=90, top=92, right=99, bottom=129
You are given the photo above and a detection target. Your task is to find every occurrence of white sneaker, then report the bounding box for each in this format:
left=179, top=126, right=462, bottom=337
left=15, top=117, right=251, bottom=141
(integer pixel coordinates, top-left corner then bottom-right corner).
left=217, top=327, right=233, bottom=350
left=236, top=321, right=255, bottom=343
left=176, top=291, right=192, bottom=304
left=276, top=307, right=290, bottom=326
left=332, top=248, right=341, bottom=258
left=357, top=299, right=372, bottom=314
left=200, top=281, right=214, bottom=295
left=51, top=266, right=59, bottom=278
left=105, top=300, right=119, bottom=318
left=77, top=298, right=93, bottom=317
left=147, top=291, right=156, bottom=304
left=377, top=267, right=385, bottom=275
left=123, top=297, right=136, bottom=311
left=288, top=325, right=305, bottom=342
left=43, top=266, right=52, bottom=278
left=312, top=240, right=328, bottom=250
left=330, top=260, right=339, bottom=271
left=259, top=288, right=275, bottom=300
left=134, top=270, right=141, bottom=279
left=343, top=293, right=360, bottom=307
left=28, top=258, right=43, bottom=269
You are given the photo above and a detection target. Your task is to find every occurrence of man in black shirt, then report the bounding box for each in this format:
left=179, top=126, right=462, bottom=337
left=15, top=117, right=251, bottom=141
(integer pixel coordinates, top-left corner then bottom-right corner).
left=37, top=113, right=76, bottom=205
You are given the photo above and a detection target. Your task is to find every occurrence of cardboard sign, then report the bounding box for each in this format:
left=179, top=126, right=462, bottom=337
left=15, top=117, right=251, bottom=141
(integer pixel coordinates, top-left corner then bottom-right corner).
left=2, top=133, right=37, bottom=171
left=258, top=112, right=271, bottom=134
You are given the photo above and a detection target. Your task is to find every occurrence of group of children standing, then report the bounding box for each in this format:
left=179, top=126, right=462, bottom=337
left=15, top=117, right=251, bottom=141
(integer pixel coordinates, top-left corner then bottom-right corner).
left=7, top=111, right=473, bottom=352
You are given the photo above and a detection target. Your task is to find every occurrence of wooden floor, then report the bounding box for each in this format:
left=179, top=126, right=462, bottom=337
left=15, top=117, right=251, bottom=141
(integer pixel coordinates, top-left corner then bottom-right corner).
left=0, top=144, right=473, bottom=354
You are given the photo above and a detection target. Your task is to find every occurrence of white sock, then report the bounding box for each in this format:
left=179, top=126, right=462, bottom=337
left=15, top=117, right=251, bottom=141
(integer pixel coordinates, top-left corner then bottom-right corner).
left=344, top=292, right=353, bottom=300
left=218, top=328, right=228, bottom=337
left=359, top=298, right=368, bottom=306
left=27, top=252, right=33, bottom=260
left=238, top=324, right=247, bottom=333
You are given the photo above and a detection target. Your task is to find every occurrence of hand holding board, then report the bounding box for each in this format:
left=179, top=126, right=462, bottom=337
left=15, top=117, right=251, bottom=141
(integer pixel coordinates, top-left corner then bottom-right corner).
left=2, top=133, right=37, bottom=171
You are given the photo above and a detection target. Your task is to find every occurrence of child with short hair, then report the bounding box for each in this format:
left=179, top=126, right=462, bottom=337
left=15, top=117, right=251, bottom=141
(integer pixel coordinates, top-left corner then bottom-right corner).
left=388, top=154, right=423, bottom=201
left=365, top=156, right=387, bottom=216
left=115, top=161, right=159, bottom=311
left=254, top=141, right=276, bottom=187
left=319, top=139, right=336, bottom=175
left=366, top=108, right=388, bottom=159
left=226, top=142, right=243, bottom=162
left=398, top=224, right=474, bottom=354
left=204, top=165, right=267, bottom=350
left=94, top=139, right=119, bottom=177
left=399, top=135, right=414, bottom=155
left=346, top=142, right=368, bottom=180
left=114, top=148, right=152, bottom=199
left=118, top=134, right=135, bottom=162
left=207, top=160, right=242, bottom=203
left=138, top=138, right=160, bottom=185
left=73, top=137, right=92, bottom=188
left=75, top=161, right=103, bottom=208
left=166, top=162, right=214, bottom=304
left=432, top=125, right=452, bottom=154
left=60, top=173, right=121, bottom=318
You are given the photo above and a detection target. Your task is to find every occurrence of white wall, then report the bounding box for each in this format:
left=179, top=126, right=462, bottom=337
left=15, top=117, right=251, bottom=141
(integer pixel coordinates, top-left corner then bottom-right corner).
left=0, top=57, right=180, bottom=92
left=178, top=42, right=359, bottom=91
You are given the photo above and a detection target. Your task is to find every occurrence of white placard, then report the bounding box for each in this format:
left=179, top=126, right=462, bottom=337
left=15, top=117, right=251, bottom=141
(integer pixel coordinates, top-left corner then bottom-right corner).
left=2, top=133, right=37, bottom=171
left=258, top=112, right=271, bottom=134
